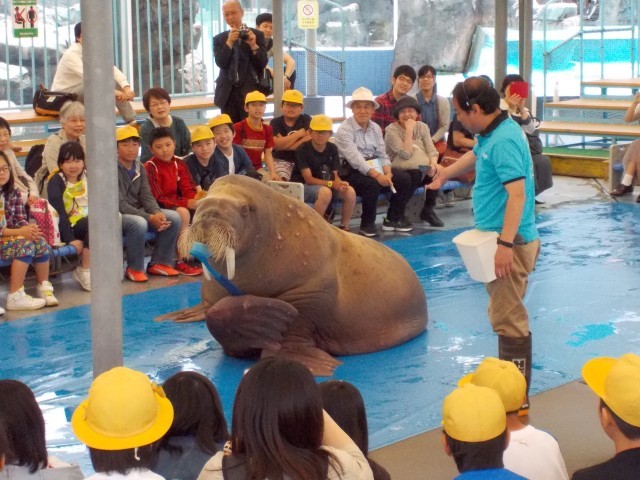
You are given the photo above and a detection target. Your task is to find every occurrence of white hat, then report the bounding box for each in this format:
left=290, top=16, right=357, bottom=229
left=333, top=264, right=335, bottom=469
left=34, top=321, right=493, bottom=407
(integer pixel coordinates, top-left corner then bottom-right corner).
left=346, top=87, right=380, bottom=110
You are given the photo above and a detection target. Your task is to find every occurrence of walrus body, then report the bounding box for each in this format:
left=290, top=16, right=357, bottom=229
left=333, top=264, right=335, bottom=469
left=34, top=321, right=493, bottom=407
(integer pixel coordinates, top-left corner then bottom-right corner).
left=179, top=175, right=427, bottom=375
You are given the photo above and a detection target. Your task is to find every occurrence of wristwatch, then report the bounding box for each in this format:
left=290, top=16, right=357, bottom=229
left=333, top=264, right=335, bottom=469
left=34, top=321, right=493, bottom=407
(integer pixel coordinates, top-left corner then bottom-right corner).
left=327, top=181, right=333, bottom=188
left=497, top=237, right=514, bottom=248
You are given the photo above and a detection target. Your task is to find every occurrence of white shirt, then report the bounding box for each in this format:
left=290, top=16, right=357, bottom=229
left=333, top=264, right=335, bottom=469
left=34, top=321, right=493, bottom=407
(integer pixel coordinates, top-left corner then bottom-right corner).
left=85, top=469, right=165, bottom=480
left=503, top=424, right=569, bottom=480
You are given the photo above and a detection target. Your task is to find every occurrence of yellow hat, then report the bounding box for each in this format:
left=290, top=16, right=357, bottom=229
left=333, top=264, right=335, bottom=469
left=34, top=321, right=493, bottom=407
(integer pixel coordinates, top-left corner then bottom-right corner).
left=458, top=357, right=526, bottom=413
left=115, top=125, right=139, bottom=142
left=191, top=125, right=214, bottom=143
left=583, top=353, right=640, bottom=427
left=71, top=367, right=174, bottom=450
left=282, top=89, right=304, bottom=105
left=442, top=384, right=506, bottom=442
left=245, top=90, right=267, bottom=105
left=208, top=114, right=233, bottom=131
left=309, top=114, right=333, bottom=132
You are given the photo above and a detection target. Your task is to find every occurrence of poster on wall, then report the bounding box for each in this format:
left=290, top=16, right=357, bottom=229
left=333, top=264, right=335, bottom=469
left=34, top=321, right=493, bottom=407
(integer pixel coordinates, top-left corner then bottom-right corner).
left=12, top=0, right=38, bottom=38
left=297, top=0, right=319, bottom=29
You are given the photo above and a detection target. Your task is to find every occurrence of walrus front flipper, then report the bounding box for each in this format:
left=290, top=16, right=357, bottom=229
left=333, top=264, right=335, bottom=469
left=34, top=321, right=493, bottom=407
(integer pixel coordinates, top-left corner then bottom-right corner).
left=261, top=342, right=342, bottom=377
left=206, top=295, right=298, bottom=358
left=155, top=303, right=208, bottom=323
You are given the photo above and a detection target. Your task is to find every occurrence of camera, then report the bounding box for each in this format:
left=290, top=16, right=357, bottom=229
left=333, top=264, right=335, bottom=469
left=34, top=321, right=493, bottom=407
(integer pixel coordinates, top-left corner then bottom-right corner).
left=238, top=24, right=250, bottom=41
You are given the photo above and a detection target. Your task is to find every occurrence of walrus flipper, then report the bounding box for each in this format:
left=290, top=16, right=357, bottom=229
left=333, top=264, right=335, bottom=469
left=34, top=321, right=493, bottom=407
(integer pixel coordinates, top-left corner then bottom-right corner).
left=206, top=295, right=298, bottom=358
left=155, top=303, right=209, bottom=323
left=261, top=341, right=342, bottom=377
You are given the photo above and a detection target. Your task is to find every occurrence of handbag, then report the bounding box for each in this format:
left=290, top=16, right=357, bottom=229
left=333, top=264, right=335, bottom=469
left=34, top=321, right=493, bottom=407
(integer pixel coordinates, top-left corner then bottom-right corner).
left=257, top=68, right=273, bottom=96
left=29, top=198, right=62, bottom=246
left=525, top=117, right=544, bottom=156
left=440, top=148, right=476, bottom=184
left=32, top=84, right=78, bottom=117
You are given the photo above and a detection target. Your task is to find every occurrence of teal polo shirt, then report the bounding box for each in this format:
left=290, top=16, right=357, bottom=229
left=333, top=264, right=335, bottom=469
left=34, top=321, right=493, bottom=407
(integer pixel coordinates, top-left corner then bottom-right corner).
left=472, top=112, right=538, bottom=243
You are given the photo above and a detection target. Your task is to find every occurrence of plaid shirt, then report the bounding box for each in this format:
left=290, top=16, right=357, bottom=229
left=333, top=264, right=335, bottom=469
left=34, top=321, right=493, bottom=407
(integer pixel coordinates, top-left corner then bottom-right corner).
left=0, top=189, right=28, bottom=236
left=371, top=90, right=398, bottom=136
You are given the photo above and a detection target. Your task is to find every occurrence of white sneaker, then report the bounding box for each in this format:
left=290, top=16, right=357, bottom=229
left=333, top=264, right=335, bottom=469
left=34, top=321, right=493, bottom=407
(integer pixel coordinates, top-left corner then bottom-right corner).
left=37, top=281, right=59, bottom=307
left=7, top=287, right=46, bottom=311
left=444, top=190, right=455, bottom=207
left=72, top=267, right=91, bottom=291
left=0, top=306, right=5, bottom=315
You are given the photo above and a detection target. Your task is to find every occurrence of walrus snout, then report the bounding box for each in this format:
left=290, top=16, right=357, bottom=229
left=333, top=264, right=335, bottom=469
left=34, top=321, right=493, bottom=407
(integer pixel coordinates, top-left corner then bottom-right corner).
left=197, top=196, right=252, bottom=221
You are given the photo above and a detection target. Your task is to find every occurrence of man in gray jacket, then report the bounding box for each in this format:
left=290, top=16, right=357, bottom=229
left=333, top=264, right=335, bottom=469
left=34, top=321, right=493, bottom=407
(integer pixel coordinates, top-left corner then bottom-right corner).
left=116, top=125, right=181, bottom=282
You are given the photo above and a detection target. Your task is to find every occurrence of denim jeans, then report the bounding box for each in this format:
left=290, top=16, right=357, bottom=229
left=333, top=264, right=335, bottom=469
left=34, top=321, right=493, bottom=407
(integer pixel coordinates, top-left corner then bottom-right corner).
left=121, top=209, right=180, bottom=271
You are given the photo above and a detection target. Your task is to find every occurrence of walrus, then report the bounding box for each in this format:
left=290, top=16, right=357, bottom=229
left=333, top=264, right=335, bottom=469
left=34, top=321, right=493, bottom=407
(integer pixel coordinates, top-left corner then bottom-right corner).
left=169, top=175, right=427, bottom=376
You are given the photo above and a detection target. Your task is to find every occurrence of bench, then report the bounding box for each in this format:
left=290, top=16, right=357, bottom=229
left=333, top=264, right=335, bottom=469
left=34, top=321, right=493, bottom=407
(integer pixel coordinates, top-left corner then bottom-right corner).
left=539, top=121, right=640, bottom=139
left=543, top=99, right=631, bottom=112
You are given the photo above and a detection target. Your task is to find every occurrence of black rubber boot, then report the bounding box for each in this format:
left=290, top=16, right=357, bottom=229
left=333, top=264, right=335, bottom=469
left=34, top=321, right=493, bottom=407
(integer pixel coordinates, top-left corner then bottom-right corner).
left=498, top=333, right=532, bottom=415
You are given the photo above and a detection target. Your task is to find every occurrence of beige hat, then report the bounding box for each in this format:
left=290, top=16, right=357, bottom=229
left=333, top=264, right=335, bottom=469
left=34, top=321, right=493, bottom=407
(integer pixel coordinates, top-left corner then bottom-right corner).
left=346, top=87, right=380, bottom=110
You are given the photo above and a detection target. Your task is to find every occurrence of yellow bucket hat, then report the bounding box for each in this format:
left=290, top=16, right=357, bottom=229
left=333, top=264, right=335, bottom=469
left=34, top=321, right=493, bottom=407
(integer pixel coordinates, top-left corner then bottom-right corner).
left=208, top=114, right=233, bottom=131
left=443, top=384, right=506, bottom=442
left=309, top=114, right=333, bottom=132
left=115, top=125, right=140, bottom=142
left=458, top=357, right=527, bottom=413
left=583, top=353, right=640, bottom=427
left=281, top=89, right=304, bottom=105
left=191, top=125, right=214, bottom=144
left=71, top=367, right=174, bottom=450
left=245, top=90, right=267, bottom=105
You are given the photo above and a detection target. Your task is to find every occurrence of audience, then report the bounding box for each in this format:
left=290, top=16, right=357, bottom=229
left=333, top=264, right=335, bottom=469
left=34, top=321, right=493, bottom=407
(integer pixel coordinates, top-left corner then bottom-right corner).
left=371, top=65, right=416, bottom=135
left=233, top=91, right=279, bottom=181
left=116, top=125, right=181, bottom=282
left=197, top=357, right=373, bottom=480
left=384, top=95, right=443, bottom=227
left=460, top=357, right=569, bottom=479
left=609, top=92, right=640, bottom=201
left=71, top=366, right=173, bottom=480
left=335, top=87, right=414, bottom=237
left=144, top=127, right=203, bottom=277
left=152, top=371, right=229, bottom=480
left=572, top=353, right=640, bottom=480
left=412, top=65, right=451, bottom=156
left=270, top=89, right=312, bottom=181
left=319, top=380, right=391, bottom=480
left=0, top=151, right=58, bottom=312
left=0, top=379, right=83, bottom=479
left=46, top=142, right=91, bottom=291
left=442, top=384, right=525, bottom=479
left=184, top=126, right=217, bottom=192
left=140, top=87, right=192, bottom=163
left=208, top=114, right=257, bottom=178
left=255, top=12, right=297, bottom=90
left=291, top=114, right=356, bottom=230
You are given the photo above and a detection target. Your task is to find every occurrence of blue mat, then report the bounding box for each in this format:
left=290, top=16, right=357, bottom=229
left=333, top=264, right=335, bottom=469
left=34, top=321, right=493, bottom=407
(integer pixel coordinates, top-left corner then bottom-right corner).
left=1, top=202, right=639, bottom=470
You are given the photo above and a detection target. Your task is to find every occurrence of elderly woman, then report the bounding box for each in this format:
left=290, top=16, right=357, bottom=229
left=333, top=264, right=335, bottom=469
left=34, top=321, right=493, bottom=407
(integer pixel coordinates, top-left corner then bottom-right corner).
left=34, top=101, right=86, bottom=196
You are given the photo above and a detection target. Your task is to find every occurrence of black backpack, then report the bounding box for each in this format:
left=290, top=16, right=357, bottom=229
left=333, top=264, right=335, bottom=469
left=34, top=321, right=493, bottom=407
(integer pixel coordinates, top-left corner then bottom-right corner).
left=25, top=143, right=45, bottom=178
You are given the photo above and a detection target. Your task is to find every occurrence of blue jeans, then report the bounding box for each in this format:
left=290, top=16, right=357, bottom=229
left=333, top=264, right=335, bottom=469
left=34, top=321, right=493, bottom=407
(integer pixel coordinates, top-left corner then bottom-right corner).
left=121, top=209, right=180, bottom=271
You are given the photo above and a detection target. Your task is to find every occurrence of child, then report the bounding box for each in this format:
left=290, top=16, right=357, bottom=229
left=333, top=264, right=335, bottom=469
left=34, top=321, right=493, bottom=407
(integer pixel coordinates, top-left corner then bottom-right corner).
left=145, top=127, right=202, bottom=276
left=47, top=142, right=91, bottom=291
left=152, top=371, right=229, bottom=480
left=0, top=151, right=58, bottom=312
left=270, top=89, right=311, bottom=180
left=0, top=117, right=39, bottom=206
left=292, top=114, right=355, bottom=231
left=459, top=357, right=569, bottom=480
left=184, top=126, right=217, bottom=192
left=233, top=91, right=279, bottom=181
left=208, top=114, right=257, bottom=178
left=140, top=87, right=191, bottom=163
left=72, top=366, right=174, bottom=480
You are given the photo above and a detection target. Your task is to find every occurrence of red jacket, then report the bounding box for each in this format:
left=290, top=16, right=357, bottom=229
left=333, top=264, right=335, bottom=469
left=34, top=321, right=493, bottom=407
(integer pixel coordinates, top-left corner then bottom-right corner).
left=144, top=156, right=196, bottom=209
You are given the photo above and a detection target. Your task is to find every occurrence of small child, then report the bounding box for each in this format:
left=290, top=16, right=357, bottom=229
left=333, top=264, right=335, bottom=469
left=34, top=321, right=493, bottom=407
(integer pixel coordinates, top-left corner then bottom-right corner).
left=184, top=125, right=217, bottom=192
left=233, top=91, right=280, bottom=181
left=145, top=127, right=202, bottom=276
left=270, top=89, right=311, bottom=180
left=292, top=114, right=356, bottom=231
left=72, top=366, right=174, bottom=480
left=0, top=151, right=58, bottom=312
left=208, top=114, right=257, bottom=178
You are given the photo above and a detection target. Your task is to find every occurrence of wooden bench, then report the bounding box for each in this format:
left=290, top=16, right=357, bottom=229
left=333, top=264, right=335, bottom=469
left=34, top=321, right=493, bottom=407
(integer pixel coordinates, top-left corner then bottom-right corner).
left=543, top=99, right=631, bottom=111
left=539, top=121, right=640, bottom=139
left=582, top=78, right=640, bottom=89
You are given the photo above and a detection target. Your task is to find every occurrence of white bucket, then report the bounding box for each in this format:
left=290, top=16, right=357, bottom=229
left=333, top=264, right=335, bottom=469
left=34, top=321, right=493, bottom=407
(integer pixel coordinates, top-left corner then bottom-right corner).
left=452, top=229, right=499, bottom=283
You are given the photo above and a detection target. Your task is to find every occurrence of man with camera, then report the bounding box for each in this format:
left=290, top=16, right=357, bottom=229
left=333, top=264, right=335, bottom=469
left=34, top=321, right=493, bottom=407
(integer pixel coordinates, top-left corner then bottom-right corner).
left=214, top=0, right=269, bottom=123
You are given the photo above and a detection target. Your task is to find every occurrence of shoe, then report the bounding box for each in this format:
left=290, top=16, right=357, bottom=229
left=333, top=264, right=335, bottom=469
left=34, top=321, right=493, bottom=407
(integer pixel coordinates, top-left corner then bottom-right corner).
left=72, top=267, right=91, bottom=291
left=338, top=225, right=350, bottom=232
left=444, top=191, right=455, bottom=207
left=7, top=287, right=46, bottom=311
left=382, top=217, right=414, bottom=232
left=175, top=261, right=203, bottom=276
left=0, top=306, right=4, bottom=315
left=359, top=224, right=380, bottom=237
left=609, top=184, right=633, bottom=196
left=435, top=191, right=446, bottom=209
left=637, top=194, right=640, bottom=203
left=147, top=263, right=180, bottom=277
left=534, top=199, right=545, bottom=205
left=125, top=267, right=149, bottom=282
left=420, top=207, right=444, bottom=227
left=126, top=119, right=140, bottom=132
left=37, top=281, right=59, bottom=306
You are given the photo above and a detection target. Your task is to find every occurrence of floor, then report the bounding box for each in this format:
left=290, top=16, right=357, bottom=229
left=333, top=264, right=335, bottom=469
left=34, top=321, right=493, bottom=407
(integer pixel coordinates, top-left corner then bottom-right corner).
left=1, top=175, right=637, bottom=479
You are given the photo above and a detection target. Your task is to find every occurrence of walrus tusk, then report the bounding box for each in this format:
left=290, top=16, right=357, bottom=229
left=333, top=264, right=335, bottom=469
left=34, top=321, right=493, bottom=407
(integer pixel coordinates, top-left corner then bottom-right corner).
left=226, top=247, right=236, bottom=280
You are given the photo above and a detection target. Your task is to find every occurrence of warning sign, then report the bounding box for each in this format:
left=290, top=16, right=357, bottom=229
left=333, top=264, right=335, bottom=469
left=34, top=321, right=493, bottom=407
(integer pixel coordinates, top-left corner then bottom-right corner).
left=12, top=0, right=38, bottom=38
left=297, top=0, right=319, bottom=30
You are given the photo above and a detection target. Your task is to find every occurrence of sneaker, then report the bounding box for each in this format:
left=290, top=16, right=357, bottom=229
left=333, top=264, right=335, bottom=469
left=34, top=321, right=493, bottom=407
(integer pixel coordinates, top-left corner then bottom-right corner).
left=72, top=267, right=91, bottom=291
left=147, top=263, right=180, bottom=277
left=444, top=190, right=455, bottom=207
left=359, top=223, right=380, bottom=237
left=382, top=217, right=414, bottom=232
left=0, top=306, right=4, bottom=315
left=175, top=261, right=203, bottom=276
left=420, top=207, right=445, bottom=227
left=609, top=184, right=633, bottom=196
left=7, top=287, right=46, bottom=311
left=338, top=224, right=350, bottom=232
left=37, top=281, right=59, bottom=306
left=125, top=267, right=149, bottom=283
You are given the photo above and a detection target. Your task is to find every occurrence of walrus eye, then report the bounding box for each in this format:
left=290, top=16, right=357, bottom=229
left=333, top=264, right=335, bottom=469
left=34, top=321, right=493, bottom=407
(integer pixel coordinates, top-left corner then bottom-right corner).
left=241, top=204, right=250, bottom=216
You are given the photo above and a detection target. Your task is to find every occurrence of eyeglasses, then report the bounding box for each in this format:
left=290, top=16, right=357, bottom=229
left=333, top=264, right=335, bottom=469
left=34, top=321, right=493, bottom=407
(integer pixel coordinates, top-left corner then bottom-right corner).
left=282, top=102, right=302, bottom=108
left=149, top=100, right=169, bottom=108
left=0, top=166, right=11, bottom=173
left=0, top=131, right=10, bottom=139
left=419, top=74, right=435, bottom=80
left=395, top=76, right=414, bottom=85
